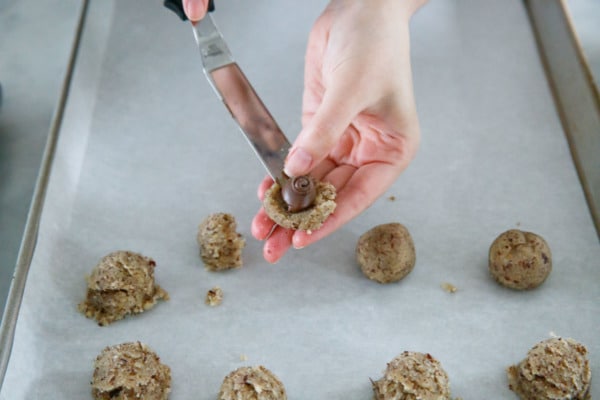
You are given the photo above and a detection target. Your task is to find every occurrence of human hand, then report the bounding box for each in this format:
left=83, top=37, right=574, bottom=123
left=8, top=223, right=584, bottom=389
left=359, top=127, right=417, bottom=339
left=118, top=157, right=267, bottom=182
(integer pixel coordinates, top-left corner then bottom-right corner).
left=252, top=0, right=426, bottom=263
left=182, top=0, right=210, bottom=21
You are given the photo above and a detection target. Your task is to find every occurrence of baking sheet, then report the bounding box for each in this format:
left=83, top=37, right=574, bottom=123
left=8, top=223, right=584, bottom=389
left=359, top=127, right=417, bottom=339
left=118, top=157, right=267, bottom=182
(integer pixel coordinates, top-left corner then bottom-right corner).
left=1, top=0, right=599, bottom=398
left=527, top=0, right=600, bottom=234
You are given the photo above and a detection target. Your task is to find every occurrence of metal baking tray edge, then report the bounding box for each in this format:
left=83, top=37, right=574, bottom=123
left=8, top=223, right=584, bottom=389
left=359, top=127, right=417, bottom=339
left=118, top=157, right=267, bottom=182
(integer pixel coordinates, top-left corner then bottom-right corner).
left=0, top=0, right=90, bottom=390
left=525, top=0, right=600, bottom=237
left=1, top=0, right=599, bottom=391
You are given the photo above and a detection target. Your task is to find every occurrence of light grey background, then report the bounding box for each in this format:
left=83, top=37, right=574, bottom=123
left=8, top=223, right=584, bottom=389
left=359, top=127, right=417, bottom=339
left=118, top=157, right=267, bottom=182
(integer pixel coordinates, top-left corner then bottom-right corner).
left=568, top=0, right=600, bottom=85
left=1, top=0, right=599, bottom=399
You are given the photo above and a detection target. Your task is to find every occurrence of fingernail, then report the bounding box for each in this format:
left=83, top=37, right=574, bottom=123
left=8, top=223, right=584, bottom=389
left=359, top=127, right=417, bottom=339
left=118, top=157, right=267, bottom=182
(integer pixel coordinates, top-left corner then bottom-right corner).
left=284, top=147, right=312, bottom=176
left=182, top=0, right=203, bottom=22
left=292, top=236, right=305, bottom=250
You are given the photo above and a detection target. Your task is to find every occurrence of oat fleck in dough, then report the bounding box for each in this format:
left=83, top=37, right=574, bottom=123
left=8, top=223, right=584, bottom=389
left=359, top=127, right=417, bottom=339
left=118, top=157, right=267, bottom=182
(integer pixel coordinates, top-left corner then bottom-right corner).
left=205, top=286, right=223, bottom=306
left=91, top=342, right=171, bottom=400
left=356, top=223, right=416, bottom=284
left=263, top=180, right=336, bottom=231
left=441, top=282, right=458, bottom=293
left=197, top=213, right=246, bottom=271
left=218, top=365, right=287, bottom=400
left=372, top=351, right=451, bottom=400
left=489, top=229, right=552, bottom=289
left=78, top=251, right=169, bottom=326
left=507, top=337, right=591, bottom=400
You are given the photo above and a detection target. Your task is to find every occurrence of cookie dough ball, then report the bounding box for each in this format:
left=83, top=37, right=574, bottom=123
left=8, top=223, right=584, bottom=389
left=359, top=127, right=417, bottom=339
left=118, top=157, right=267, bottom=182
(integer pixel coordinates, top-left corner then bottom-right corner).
left=263, top=180, right=336, bottom=232
left=78, top=251, right=169, bottom=326
left=356, top=223, right=416, bottom=284
left=91, top=342, right=171, bottom=400
left=218, top=365, right=287, bottom=400
left=197, top=213, right=246, bottom=271
left=507, top=337, right=591, bottom=400
left=489, top=229, right=552, bottom=290
left=372, top=351, right=450, bottom=400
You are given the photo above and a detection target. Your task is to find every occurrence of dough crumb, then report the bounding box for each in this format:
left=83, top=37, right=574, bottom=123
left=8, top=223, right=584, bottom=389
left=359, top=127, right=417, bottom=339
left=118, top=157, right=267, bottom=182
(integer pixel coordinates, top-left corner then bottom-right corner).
left=441, top=282, right=458, bottom=293
left=91, top=342, right=171, bottom=400
left=507, top=337, right=591, bottom=400
left=198, top=213, right=246, bottom=271
left=78, top=251, right=169, bottom=326
left=356, top=223, right=416, bottom=284
left=240, top=354, right=248, bottom=361
left=489, top=229, right=551, bottom=290
left=263, top=180, right=336, bottom=231
left=218, top=365, right=286, bottom=400
left=205, top=286, right=223, bottom=306
left=372, top=351, right=451, bottom=400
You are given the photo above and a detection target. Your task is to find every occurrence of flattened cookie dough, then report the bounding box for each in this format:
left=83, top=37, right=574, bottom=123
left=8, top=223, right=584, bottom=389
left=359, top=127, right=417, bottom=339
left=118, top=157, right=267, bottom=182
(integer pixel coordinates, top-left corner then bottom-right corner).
left=78, top=251, right=169, bottom=326
left=92, top=342, right=171, bottom=400
left=372, top=351, right=451, bottom=400
left=507, top=337, right=591, bottom=400
left=263, top=180, right=336, bottom=231
left=489, top=229, right=551, bottom=290
left=197, top=213, right=246, bottom=271
left=218, top=365, right=287, bottom=400
left=356, top=223, right=416, bottom=284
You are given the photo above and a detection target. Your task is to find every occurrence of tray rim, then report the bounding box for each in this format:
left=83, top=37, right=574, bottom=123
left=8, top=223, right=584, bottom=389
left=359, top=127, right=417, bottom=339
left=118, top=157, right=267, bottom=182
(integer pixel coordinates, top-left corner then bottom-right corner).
left=525, top=0, right=600, bottom=236
left=0, top=0, right=90, bottom=389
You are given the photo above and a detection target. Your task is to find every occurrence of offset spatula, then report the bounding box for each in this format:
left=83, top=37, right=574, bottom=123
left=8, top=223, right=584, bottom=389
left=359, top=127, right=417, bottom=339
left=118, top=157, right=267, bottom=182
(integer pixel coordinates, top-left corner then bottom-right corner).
left=164, top=0, right=290, bottom=183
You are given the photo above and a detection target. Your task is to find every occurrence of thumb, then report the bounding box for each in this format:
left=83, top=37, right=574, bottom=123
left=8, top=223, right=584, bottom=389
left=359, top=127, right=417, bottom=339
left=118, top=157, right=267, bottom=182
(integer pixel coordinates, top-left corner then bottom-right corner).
left=183, top=0, right=210, bottom=22
left=284, top=87, right=361, bottom=177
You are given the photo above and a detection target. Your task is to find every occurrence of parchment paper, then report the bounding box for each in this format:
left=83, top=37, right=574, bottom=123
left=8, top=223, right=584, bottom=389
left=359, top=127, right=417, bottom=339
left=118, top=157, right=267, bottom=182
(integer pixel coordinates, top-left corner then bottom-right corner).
left=2, top=0, right=599, bottom=398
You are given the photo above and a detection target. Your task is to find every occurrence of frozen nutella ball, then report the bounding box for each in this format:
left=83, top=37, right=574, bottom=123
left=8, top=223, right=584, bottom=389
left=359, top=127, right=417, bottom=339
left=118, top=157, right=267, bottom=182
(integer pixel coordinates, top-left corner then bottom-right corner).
left=91, top=342, right=171, bottom=400
left=507, top=337, right=591, bottom=400
left=281, top=175, right=318, bottom=213
left=489, top=229, right=552, bottom=289
left=218, top=365, right=287, bottom=400
left=263, top=178, right=336, bottom=232
left=78, top=251, right=169, bottom=326
left=356, top=223, right=416, bottom=284
left=372, top=351, right=451, bottom=400
left=197, top=213, right=246, bottom=271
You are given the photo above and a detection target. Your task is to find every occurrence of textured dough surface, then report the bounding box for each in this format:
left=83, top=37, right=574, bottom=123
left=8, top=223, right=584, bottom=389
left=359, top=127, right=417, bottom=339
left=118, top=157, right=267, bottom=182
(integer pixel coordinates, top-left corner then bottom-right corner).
left=489, top=229, right=552, bottom=289
left=218, top=365, right=287, bottom=400
left=356, top=223, right=416, bottom=284
left=197, top=213, right=246, bottom=271
left=206, top=286, right=223, bottom=306
left=507, top=337, right=591, bottom=400
left=91, top=342, right=171, bottom=400
left=263, top=181, right=336, bottom=231
left=372, top=351, right=451, bottom=400
left=78, top=250, right=169, bottom=326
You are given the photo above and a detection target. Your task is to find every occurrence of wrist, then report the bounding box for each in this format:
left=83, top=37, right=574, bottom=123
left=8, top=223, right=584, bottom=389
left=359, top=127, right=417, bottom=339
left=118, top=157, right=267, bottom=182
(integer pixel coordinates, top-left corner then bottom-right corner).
left=409, top=0, right=428, bottom=13
left=397, top=0, right=429, bottom=20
